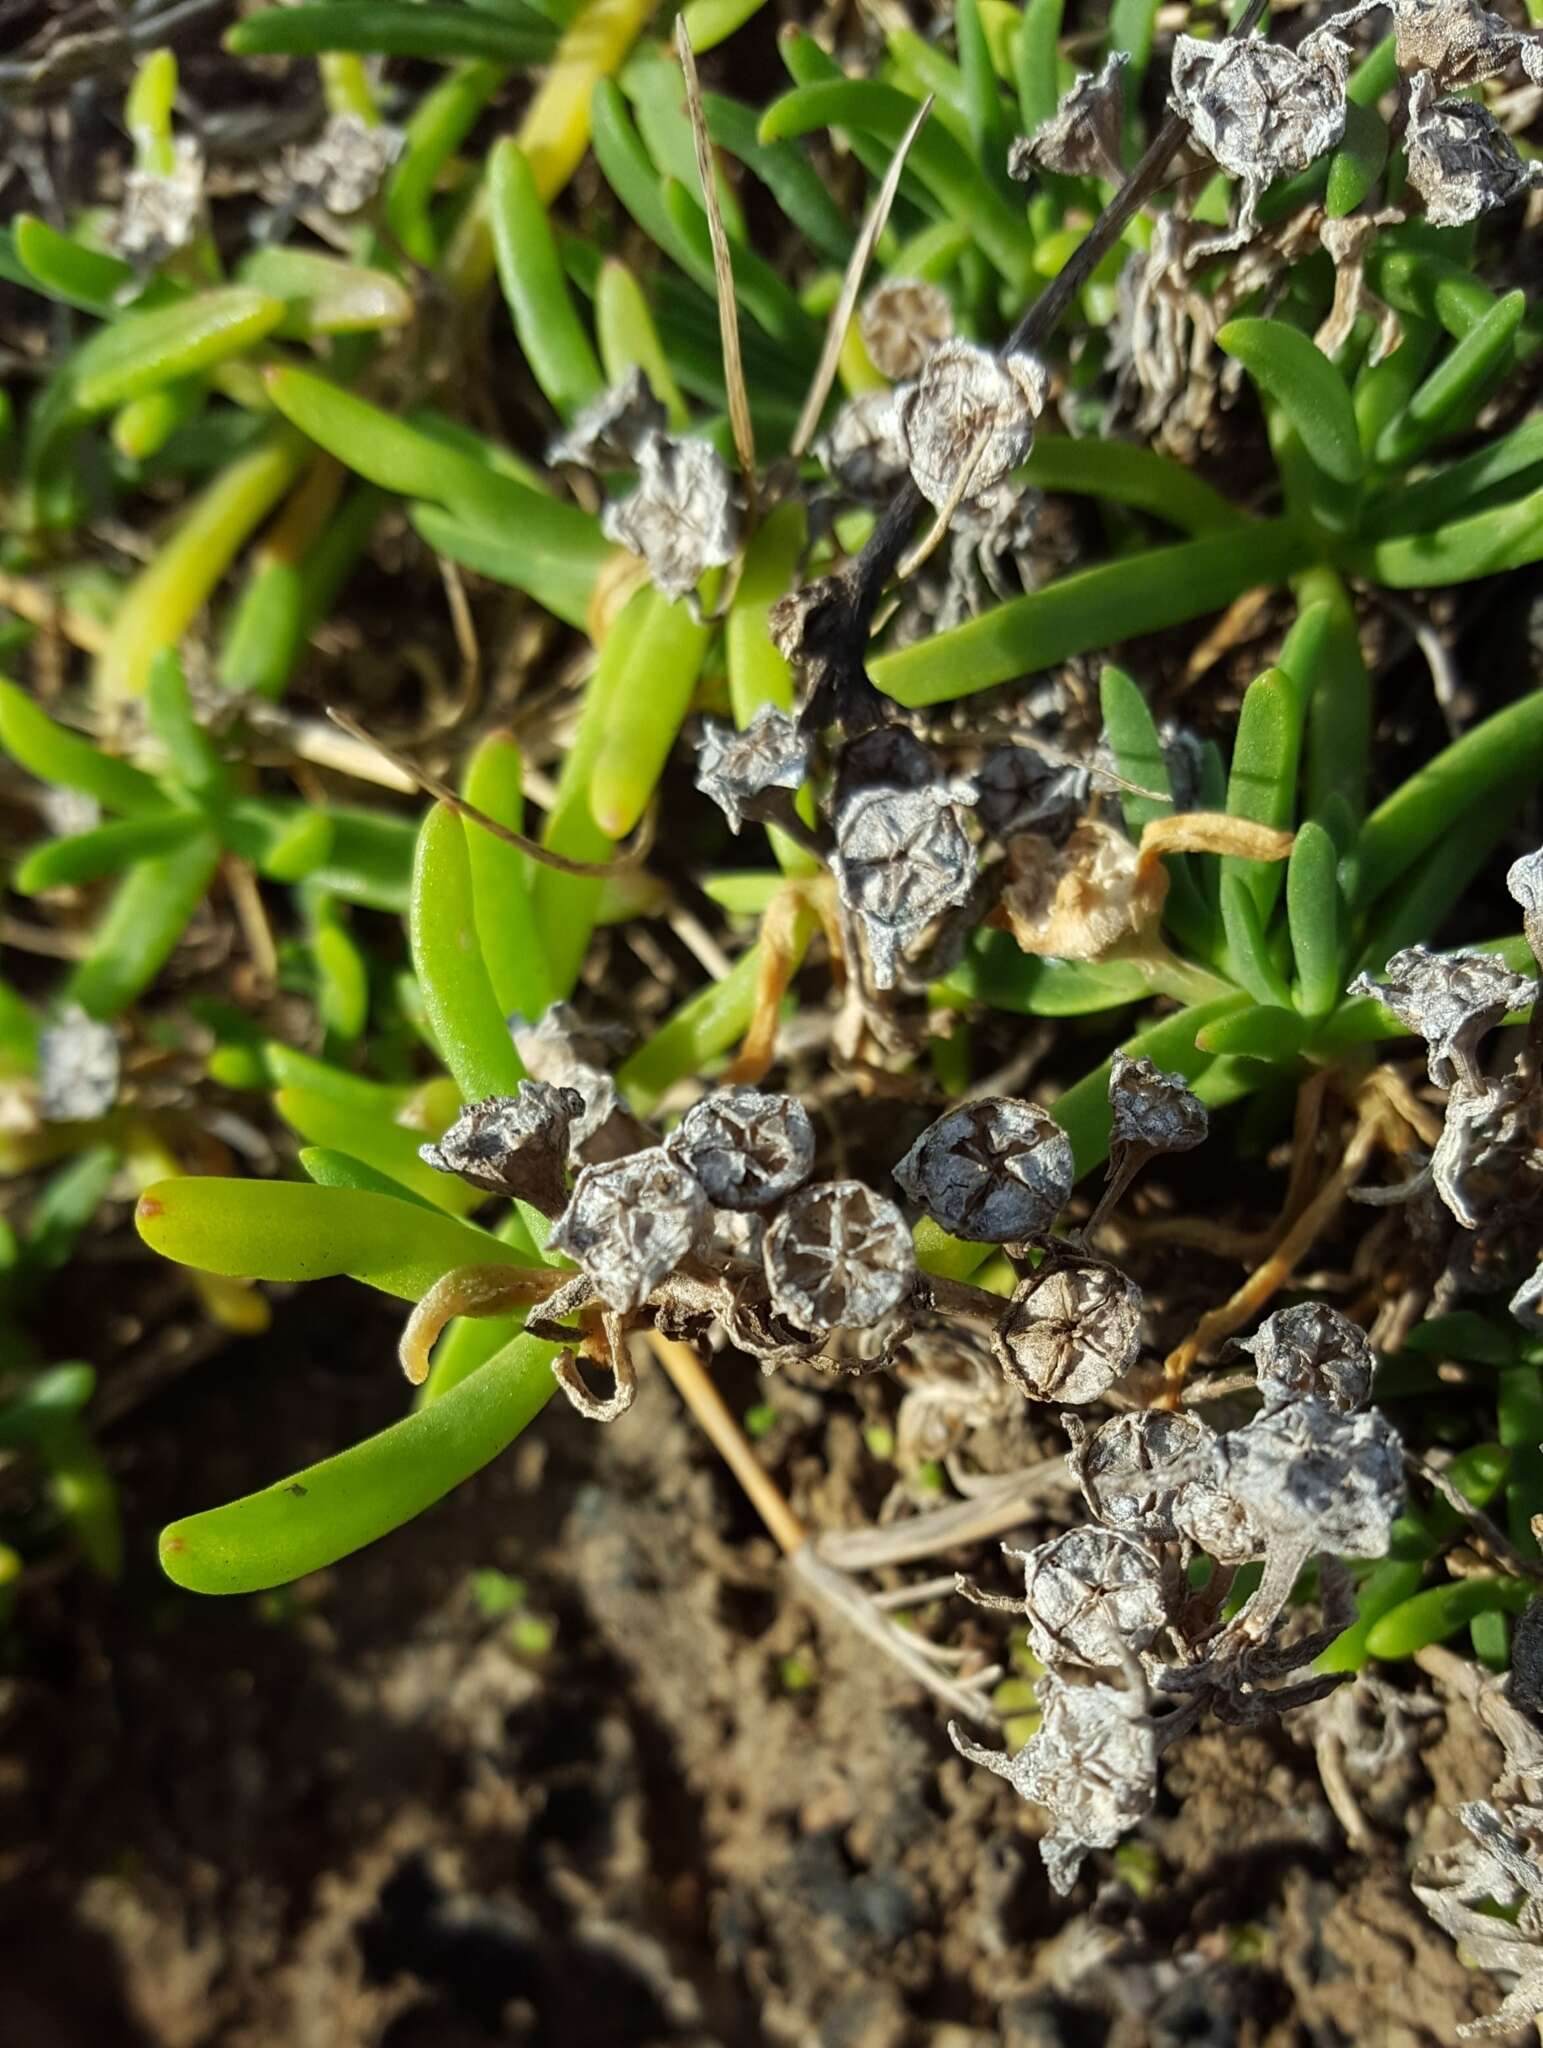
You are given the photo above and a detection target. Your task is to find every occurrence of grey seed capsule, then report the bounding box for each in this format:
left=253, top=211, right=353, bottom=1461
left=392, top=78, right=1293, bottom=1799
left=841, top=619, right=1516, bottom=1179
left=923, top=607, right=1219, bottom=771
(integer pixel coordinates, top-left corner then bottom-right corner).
left=1109, top=1050, right=1209, bottom=1159
left=419, top=1082, right=584, bottom=1212
left=974, top=744, right=1085, bottom=844
left=1009, top=51, right=1129, bottom=180
left=763, top=1179, right=915, bottom=1332
left=994, top=1260, right=1143, bottom=1404
left=283, top=114, right=404, bottom=216
left=549, top=367, right=668, bottom=472
left=897, top=340, right=1047, bottom=513
left=1351, top=945, right=1534, bottom=1092
left=549, top=1147, right=707, bottom=1312
left=1017, top=1526, right=1173, bottom=1668
left=1239, top=1301, right=1374, bottom=1414
left=668, top=1085, right=816, bottom=1212
left=1068, top=1410, right=1219, bottom=1541
left=815, top=388, right=911, bottom=499
left=1404, top=70, right=1543, bottom=227
left=859, top=277, right=954, bottom=381
left=894, top=1096, right=1073, bottom=1243
left=1506, top=847, right=1543, bottom=969
left=1212, top=1397, right=1404, bottom=1562
left=694, top=706, right=811, bottom=835
left=600, top=430, right=741, bottom=601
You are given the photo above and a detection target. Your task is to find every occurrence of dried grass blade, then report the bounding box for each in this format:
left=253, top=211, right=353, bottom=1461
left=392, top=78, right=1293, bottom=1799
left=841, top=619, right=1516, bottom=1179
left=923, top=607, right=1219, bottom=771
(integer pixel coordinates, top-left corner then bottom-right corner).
left=790, top=92, right=935, bottom=460
left=674, top=17, right=756, bottom=496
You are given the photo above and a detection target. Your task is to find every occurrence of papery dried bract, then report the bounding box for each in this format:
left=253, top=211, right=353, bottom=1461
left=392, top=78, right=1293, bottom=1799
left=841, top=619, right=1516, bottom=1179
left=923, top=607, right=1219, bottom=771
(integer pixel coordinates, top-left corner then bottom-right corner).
left=895, top=1096, right=1072, bottom=1244
left=950, top=1676, right=1161, bottom=1895
left=549, top=1147, right=707, bottom=1312
left=1404, top=71, right=1543, bottom=228
left=1169, top=32, right=1349, bottom=250
left=763, top=1179, right=915, bottom=1332
left=38, top=1006, right=119, bottom=1123
left=859, top=278, right=953, bottom=381
left=418, top=1082, right=583, bottom=1212
left=1009, top=52, right=1129, bottom=180
left=1239, top=1302, right=1374, bottom=1414
left=897, top=340, right=1046, bottom=513
left=1017, top=1526, right=1172, bottom=1668
left=668, top=1085, right=816, bottom=1212
left=1350, top=945, right=1534, bottom=1091
left=694, top=706, right=811, bottom=834
left=994, top=1260, right=1143, bottom=1403
left=600, top=430, right=740, bottom=601
left=997, top=820, right=1166, bottom=962
left=284, top=114, right=404, bottom=215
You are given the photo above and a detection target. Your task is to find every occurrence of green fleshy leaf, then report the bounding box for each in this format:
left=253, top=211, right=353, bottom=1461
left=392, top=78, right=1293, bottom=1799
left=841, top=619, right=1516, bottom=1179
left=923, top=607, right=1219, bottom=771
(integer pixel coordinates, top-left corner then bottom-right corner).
left=410, top=804, right=528, bottom=1102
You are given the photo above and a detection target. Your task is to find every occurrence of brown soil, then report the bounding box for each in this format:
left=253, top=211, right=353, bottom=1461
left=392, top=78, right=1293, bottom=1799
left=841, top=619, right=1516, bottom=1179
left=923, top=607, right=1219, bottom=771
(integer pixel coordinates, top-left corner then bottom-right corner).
left=0, top=1276, right=1507, bottom=2048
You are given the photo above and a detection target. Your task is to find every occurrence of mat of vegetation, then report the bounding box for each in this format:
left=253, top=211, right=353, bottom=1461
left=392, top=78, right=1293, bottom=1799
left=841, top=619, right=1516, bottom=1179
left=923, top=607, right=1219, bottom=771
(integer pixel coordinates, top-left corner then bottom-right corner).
left=1, top=0, right=1541, bottom=2040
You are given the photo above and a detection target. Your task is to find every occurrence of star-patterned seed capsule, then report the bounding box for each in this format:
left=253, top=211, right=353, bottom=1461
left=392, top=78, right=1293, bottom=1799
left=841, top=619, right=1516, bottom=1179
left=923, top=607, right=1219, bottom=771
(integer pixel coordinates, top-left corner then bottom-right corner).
left=600, top=430, right=741, bottom=601
left=1009, top=51, right=1129, bottom=181
left=283, top=114, right=404, bottom=216
left=859, top=278, right=954, bottom=381
left=893, top=1097, right=1073, bottom=1243
left=1016, top=1526, right=1173, bottom=1668
left=419, top=1082, right=584, bottom=1213
left=548, top=367, right=668, bottom=472
left=1324, top=0, right=1543, bottom=89
left=549, top=1147, right=708, bottom=1311
left=513, top=1003, right=649, bottom=1165
left=1404, top=71, right=1543, bottom=227
left=1090, top=1050, right=1209, bottom=1231
left=38, top=1006, right=120, bottom=1123
left=1169, top=31, right=1350, bottom=250
left=993, top=1260, right=1143, bottom=1403
left=667, top=1086, right=816, bottom=1212
left=1239, top=1302, right=1374, bottom=1414
left=694, top=706, right=811, bottom=834
left=831, top=738, right=978, bottom=989
left=950, top=1675, right=1161, bottom=1895
left=896, top=340, right=1047, bottom=513
left=1066, top=1410, right=1220, bottom=1542
left=1350, top=945, right=1535, bottom=1091
left=762, top=1180, right=915, bottom=1332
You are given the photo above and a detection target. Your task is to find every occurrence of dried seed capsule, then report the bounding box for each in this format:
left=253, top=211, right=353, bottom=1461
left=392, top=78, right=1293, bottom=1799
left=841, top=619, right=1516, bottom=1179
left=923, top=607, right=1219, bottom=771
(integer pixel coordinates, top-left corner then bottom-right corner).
left=600, top=430, right=741, bottom=601
left=1213, top=1397, right=1404, bottom=1564
left=548, top=366, right=668, bottom=472
left=974, top=744, right=1085, bottom=845
left=1386, top=0, right=1543, bottom=87
left=1169, top=31, right=1350, bottom=250
left=1404, top=70, right=1543, bottom=228
left=1506, top=847, right=1543, bottom=969
left=283, top=113, right=404, bottom=216
left=815, top=388, right=911, bottom=498
left=419, top=1082, right=583, bottom=1212
left=548, top=1146, right=707, bottom=1311
left=1109, top=1050, right=1209, bottom=1161
left=994, top=1260, right=1143, bottom=1403
left=1350, top=945, right=1535, bottom=1091
left=1067, top=1410, right=1219, bottom=1541
left=1017, top=1526, right=1172, bottom=1668
left=896, top=340, right=1047, bottom=513
left=513, top=1003, right=649, bottom=1165
left=38, top=1006, right=119, bottom=1124
left=694, top=705, right=811, bottom=834
left=668, top=1085, right=816, bottom=1211
left=1431, top=1069, right=1535, bottom=1231
left=763, top=1179, right=915, bottom=1332
left=831, top=774, right=978, bottom=990
left=115, top=140, right=204, bottom=268
left=1239, top=1302, right=1374, bottom=1414
left=1009, top=51, right=1129, bottom=181
left=893, top=1096, right=1073, bottom=1243
left=950, top=1675, right=1161, bottom=1895
left=859, top=278, right=954, bottom=381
